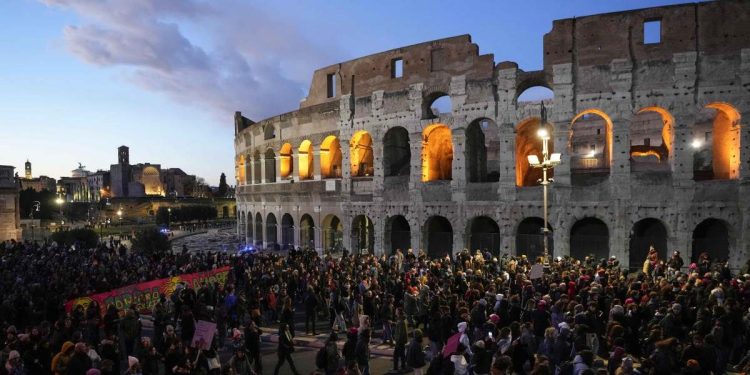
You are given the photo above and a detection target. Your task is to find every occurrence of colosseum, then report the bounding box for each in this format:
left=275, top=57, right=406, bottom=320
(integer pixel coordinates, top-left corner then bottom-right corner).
left=234, top=1, right=750, bottom=268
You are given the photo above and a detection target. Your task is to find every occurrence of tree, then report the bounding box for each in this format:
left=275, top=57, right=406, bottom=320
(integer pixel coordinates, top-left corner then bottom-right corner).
left=50, top=228, right=99, bottom=248
left=131, top=227, right=170, bottom=254
left=19, top=188, right=55, bottom=220
left=218, top=173, right=228, bottom=197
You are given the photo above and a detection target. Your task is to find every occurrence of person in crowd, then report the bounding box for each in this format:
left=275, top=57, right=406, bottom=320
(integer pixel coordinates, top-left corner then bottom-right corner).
left=355, top=329, right=371, bottom=375
left=406, top=329, right=427, bottom=375
left=272, top=323, right=300, bottom=375
left=323, top=332, right=341, bottom=375
left=393, top=308, right=408, bottom=373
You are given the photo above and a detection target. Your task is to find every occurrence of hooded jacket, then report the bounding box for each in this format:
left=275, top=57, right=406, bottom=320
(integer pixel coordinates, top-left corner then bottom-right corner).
left=457, top=322, right=473, bottom=356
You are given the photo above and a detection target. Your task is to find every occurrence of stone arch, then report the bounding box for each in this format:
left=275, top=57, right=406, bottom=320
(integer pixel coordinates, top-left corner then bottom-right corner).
left=254, top=212, right=263, bottom=247
left=300, top=213, right=315, bottom=249
left=466, top=118, right=500, bottom=183
left=245, top=153, right=252, bottom=184
left=466, top=216, right=500, bottom=256
left=298, top=140, right=314, bottom=180
left=385, top=215, right=411, bottom=255
left=351, top=215, right=375, bottom=254
left=350, top=131, right=374, bottom=177
left=516, top=83, right=554, bottom=103
left=265, top=148, right=276, bottom=183
left=322, top=214, right=343, bottom=252
left=631, top=107, right=674, bottom=170
left=279, top=143, right=293, bottom=179
left=266, top=213, right=278, bottom=249
left=423, top=92, right=451, bottom=119
left=425, top=215, right=453, bottom=259
left=570, top=217, right=609, bottom=261
left=236, top=155, right=246, bottom=185
left=264, top=123, right=275, bottom=140
left=570, top=109, right=613, bottom=185
left=516, top=217, right=553, bottom=261
left=422, top=123, right=453, bottom=182
left=693, top=103, right=741, bottom=181
left=142, top=166, right=163, bottom=196
left=252, top=150, right=262, bottom=184
left=320, top=135, right=342, bottom=179
left=515, top=117, right=552, bottom=186
left=629, top=218, right=668, bottom=268
left=692, top=218, right=730, bottom=263
left=383, top=127, right=411, bottom=177
left=281, top=213, right=294, bottom=249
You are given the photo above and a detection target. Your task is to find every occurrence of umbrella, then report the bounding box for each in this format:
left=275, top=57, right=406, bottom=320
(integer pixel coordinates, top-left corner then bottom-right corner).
left=443, top=332, right=461, bottom=358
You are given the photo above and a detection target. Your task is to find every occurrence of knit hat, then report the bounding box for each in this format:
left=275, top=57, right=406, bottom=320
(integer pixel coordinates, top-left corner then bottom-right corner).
left=489, top=314, right=500, bottom=324
left=127, top=356, right=139, bottom=369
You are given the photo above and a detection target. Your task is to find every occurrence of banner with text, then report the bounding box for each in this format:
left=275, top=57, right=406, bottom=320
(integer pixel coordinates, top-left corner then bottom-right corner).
left=65, top=266, right=231, bottom=316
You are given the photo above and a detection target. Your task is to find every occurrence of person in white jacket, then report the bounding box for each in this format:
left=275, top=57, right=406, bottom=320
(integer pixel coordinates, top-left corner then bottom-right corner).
left=457, top=322, right=473, bottom=356
left=451, top=343, right=469, bottom=375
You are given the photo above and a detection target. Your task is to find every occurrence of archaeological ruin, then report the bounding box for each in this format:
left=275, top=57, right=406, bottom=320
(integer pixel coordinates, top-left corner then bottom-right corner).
left=234, top=1, right=750, bottom=268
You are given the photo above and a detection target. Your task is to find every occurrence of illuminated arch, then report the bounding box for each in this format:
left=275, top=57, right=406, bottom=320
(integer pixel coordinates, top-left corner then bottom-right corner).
left=141, top=166, right=163, bottom=196
left=298, top=140, right=314, bottom=180
left=236, top=155, right=246, bottom=185
left=568, top=109, right=612, bottom=179
left=422, top=124, right=453, bottom=182
left=279, top=143, right=293, bottom=179
left=245, top=153, right=252, bottom=184
left=350, top=131, right=374, bottom=177
left=320, top=135, right=342, bottom=179
left=631, top=107, right=674, bottom=167
left=515, top=117, right=552, bottom=186
left=694, top=103, right=741, bottom=180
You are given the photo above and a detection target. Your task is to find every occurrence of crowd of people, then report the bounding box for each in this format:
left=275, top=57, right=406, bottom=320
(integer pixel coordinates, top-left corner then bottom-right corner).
left=1, top=236, right=750, bottom=375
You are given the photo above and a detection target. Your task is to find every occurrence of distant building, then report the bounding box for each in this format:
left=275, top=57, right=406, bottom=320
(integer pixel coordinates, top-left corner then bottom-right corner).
left=0, top=165, right=21, bottom=242
left=18, top=160, right=56, bottom=192
left=109, top=146, right=198, bottom=198
left=87, top=170, right=111, bottom=202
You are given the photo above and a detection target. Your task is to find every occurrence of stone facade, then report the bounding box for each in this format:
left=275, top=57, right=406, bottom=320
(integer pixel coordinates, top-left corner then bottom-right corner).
left=234, top=1, right=750, bottom=268
left=0, top=166, right=21, bottom=242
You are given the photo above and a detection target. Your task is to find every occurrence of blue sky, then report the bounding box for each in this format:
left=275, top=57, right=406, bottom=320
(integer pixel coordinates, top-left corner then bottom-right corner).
left=0, top=0, right=687, bottom=185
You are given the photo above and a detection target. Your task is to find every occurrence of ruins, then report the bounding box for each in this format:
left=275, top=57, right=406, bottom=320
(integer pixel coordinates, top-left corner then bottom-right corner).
left=234, top=1, right=750, bottom=268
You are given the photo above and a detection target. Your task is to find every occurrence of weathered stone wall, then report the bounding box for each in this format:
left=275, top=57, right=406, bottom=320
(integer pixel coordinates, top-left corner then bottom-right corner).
left=0, top=166, right=21, bottom=242
left=234, top=1, right=750, bottom=268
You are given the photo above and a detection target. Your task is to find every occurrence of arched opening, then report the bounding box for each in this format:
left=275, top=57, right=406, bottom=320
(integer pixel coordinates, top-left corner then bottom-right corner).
left=266, top=213, right=278, bottom=250
left=322, top=214, right=343, bottom=253
left=516, top=217, right=554, bottom=261
left=252, top=150, right=262, bottom=184
left=425, top=216, right=453, bottom=259
left=246, top=212, right=254, bottom=244
left=264, top=149, right=276, bottom=183
left=693, top=103, right=741, bottom=181
left=264, top=124, right=275, bottom=140
left=570, top=217, right=609, bottom=261
left=629, top=218, right=668, bottom=268
left=383, top=127, right=411, bottom=178
left=466, top=118, right=500, bottom=182
left=350, top=131, right=374, bottom=177
left=254, top=212, right=263, bottom=247
left=222, top=206, right=229, bottom=218
left=281, top=213, right=294, bottom=249
left=422, top=124, right=453, bottom=182
left=279, top=143, right=293, bottom=179
left=298, top=140, right=314, bottom=180
left=517, top=85, right=554, bottom=103
left=631, top=107, right=674, bottom=172
left=692, top=219, right=729, bottom=263
left=300, top=214, right=315, bottom=249
left=467, top=216, right=500, bottom=256
left=141, top=166, right=163, bottom=196
left=245, top=153, right=252, bottom=184
left=236, top=155, right=246, bottom=185
left=385, top=215, right=411, bottom=255
left=515, top=117, right=553, bottom=186
left=570, top=109, right=613, bottom=185
left=320, top=135, right=342, bottom=179
left=351, top=215, right=375, bottom=254
left=424, top=93, right=452, bottom=119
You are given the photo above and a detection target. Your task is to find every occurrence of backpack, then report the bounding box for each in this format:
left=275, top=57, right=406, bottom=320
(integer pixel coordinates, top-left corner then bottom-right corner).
left=316, top=346, right=327, bottom=369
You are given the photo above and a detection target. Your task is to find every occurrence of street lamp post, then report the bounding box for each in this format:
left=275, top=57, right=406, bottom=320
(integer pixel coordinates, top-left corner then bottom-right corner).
left=527, top=105, right=562, bottom=265
left=29, top=201, right=40, bottom=242
left=55, top=196, right=64, bottom=231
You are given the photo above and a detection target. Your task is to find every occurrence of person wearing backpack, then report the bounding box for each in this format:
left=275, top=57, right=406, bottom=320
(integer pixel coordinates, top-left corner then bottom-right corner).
left=343, top=328, right=358, bottom=366
left=317, top=332, right=341, bottom=375
left=407, top=329, right=427, bottom=375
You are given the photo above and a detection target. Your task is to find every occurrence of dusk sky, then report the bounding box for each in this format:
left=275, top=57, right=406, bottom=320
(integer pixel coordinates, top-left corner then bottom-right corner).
left=1, top=0, right=687, bottom=185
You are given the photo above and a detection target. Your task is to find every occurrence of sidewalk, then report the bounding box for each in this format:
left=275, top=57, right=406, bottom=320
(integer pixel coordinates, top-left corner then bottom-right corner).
left=257, top=326, right=396, bottom=357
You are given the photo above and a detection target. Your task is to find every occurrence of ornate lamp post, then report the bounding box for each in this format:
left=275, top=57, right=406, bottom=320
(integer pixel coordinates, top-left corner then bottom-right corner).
left=527, top=105, right=561, bottom=265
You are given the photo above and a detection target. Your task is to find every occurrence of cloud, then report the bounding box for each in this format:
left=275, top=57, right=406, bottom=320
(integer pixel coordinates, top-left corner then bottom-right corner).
left=42, top=0, right=339, bottom=121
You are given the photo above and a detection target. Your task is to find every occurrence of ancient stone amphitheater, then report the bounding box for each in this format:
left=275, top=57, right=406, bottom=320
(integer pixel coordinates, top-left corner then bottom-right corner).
left=234, top=1, right=750, bottom=268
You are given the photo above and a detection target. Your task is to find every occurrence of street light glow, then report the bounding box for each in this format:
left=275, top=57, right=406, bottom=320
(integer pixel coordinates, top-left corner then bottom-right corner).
left=55, top=197, right=63, bottom=205
left=537, top=128, right=549, bottom=139
left=691, top=139, right=703, bottom=149
left=527, top=154, right=540, bottom=166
